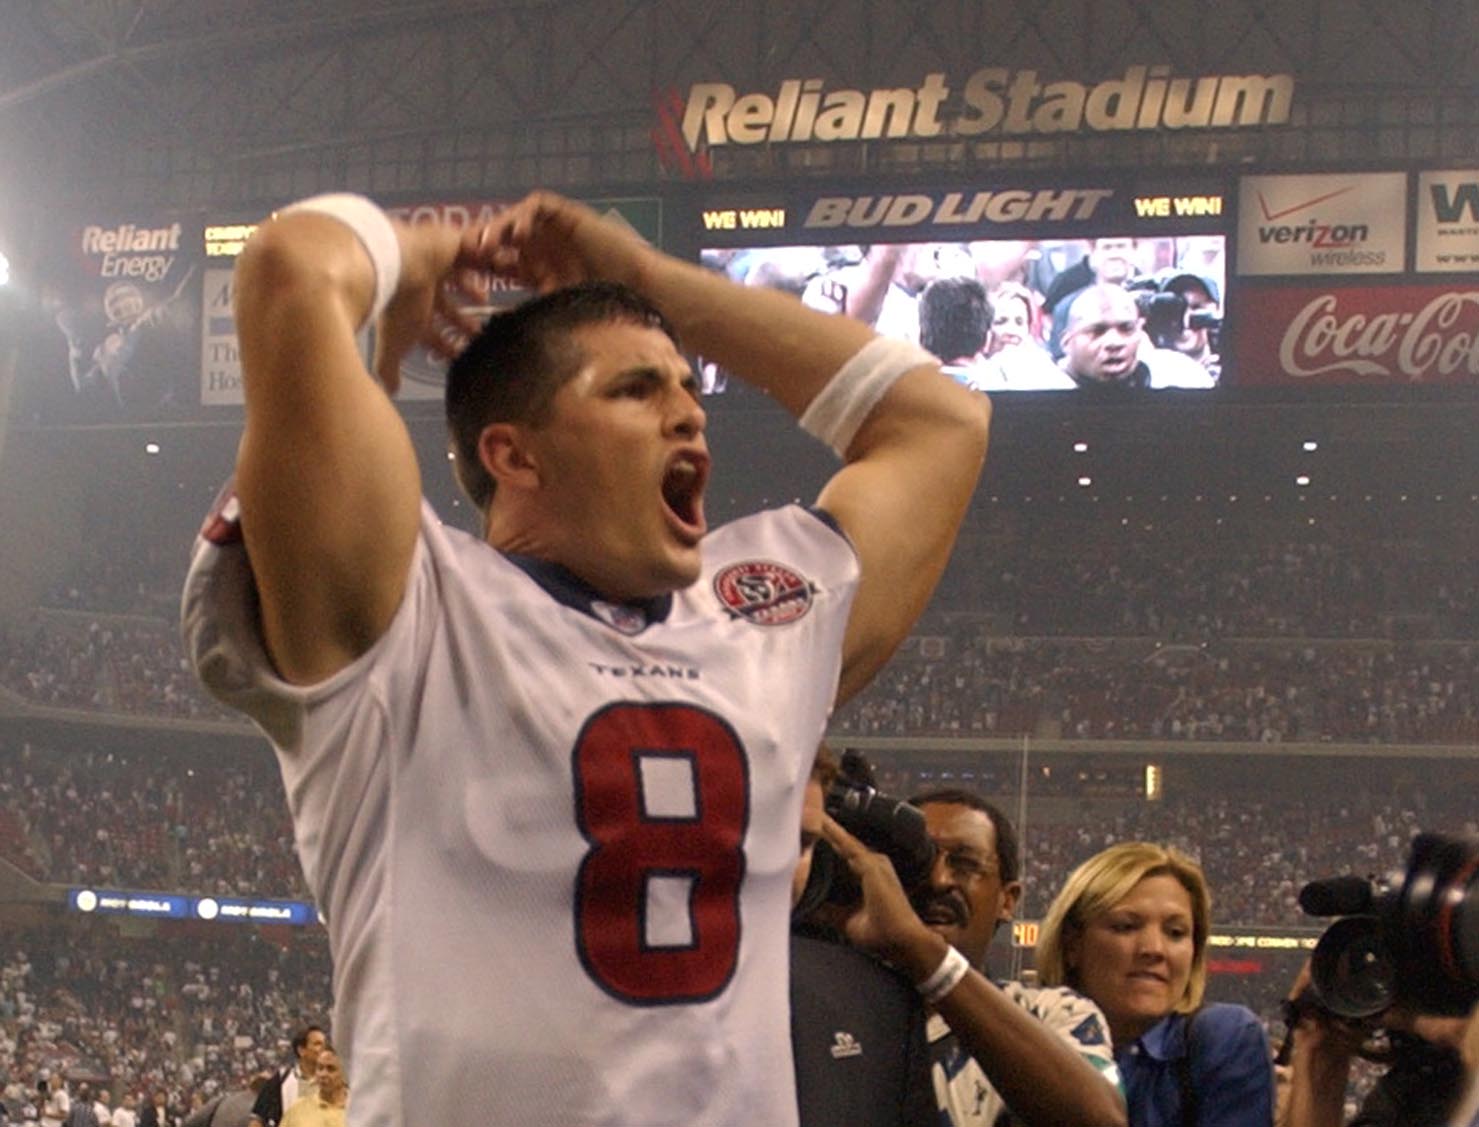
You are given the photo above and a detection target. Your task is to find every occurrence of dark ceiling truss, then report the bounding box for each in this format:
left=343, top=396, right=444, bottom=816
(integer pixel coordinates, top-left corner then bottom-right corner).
left=0, top=0, right=1474, bottom=213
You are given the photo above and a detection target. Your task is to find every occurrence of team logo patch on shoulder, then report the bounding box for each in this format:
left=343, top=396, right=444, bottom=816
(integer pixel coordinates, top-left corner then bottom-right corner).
left=713, top=560, right=814, bottom=626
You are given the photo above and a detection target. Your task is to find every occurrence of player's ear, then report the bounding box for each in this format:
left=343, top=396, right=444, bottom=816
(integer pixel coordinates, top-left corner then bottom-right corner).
left=479, top=422, right=541, bottom=492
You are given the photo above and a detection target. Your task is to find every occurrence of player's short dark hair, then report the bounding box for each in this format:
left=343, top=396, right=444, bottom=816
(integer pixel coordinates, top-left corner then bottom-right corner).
left=907, top=787, right=1020, bottom=883
left=445, top=281, right=678, bottom=511
left=918, top=277, right=992, bottom=364
left=291, top=1024, right=325, bottom=1055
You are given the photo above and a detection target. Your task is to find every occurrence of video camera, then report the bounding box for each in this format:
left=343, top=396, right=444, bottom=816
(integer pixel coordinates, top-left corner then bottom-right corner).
left=794, top=750, right=936, bottom=918
left=1297, top=832, right=1479, bottom=1020
left=1126, top=272, right=1222, bottom=352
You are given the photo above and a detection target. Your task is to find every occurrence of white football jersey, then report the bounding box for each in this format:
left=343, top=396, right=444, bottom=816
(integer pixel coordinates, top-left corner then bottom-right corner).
left=183, top=498, right=859, bottom=1127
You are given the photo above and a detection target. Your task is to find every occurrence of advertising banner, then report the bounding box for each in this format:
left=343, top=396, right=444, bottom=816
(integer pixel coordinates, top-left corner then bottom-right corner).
left=28, top=214, right=203, bottom=423
left=1415, top=170, right=1479, bottom=273
left=697, top=181, right=1229, bottom=246
left=1236, top=173, right=1406, bottom=276
left=1235, top=283, right=1479, bottom=386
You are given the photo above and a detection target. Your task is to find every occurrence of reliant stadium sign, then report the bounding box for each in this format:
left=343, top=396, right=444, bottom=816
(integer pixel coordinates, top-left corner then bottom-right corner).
left=678, top=66, right=1294, bottom=150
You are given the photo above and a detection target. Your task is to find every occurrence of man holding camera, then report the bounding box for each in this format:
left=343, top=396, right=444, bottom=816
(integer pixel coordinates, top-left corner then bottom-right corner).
left=790, top=752, right=936, bottom=1127
left=814, top=785, right=1126, bottom=1127
left=1282, top=968, right=1473, bottom=1127
left=1283, top=833, right=1479, bottom=1127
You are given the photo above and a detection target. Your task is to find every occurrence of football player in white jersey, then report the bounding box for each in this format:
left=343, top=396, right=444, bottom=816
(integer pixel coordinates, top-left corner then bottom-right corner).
left=184, top=191, right=988, bottom=1127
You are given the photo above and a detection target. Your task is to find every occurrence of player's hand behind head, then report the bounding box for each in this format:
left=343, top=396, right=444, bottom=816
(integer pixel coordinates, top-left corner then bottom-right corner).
left=483, top=191, right=656, bottom=295
left=372, top=220, right=494, bottom=392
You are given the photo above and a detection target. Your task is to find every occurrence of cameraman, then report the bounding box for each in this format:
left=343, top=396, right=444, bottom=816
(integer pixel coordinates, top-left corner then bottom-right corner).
left=791, top=753, right=936, bottom=1127
left=815, top=791, right=1126, bottom=1127
left=1153, top=272, right=1221, bottom=380
left=1282, top=965, right=1472, bottom=1127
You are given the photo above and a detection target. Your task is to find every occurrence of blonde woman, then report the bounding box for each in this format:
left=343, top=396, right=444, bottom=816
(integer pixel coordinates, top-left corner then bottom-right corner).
left=1036, top=843, right=1273, bottom=1127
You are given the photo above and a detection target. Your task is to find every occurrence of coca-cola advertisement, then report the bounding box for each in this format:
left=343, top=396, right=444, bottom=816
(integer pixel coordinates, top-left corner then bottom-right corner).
left=1235, top=284, right=1479, bottom=386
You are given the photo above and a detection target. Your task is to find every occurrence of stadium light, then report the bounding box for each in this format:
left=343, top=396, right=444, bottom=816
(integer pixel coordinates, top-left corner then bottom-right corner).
left=1302, top=440, right=1318, bottom=452
left=145, top=442, right=161, bottom=455
left=1295, top=475, right=1310, bottom=486
left=0, top=249, right=9, bottom=287
left=1077, top=476, right=1092, bottom=487
left=1073, top=441, right=1088, bottom=453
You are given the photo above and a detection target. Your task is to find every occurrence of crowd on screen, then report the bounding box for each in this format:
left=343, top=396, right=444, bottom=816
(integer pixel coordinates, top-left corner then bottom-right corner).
left=702, top=234, right=1227, bottom=392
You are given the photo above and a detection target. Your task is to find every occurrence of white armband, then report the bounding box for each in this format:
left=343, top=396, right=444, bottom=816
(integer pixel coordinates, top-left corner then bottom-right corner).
left=799, top=336, right=937, bottom=457
left=916, top=945, right=970, bottom=1005
left=278, top=193, right=402, bottom=328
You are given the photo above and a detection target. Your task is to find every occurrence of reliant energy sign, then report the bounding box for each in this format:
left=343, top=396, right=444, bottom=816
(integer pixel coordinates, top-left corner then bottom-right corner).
left=677, top=66, right=1294, bottom=151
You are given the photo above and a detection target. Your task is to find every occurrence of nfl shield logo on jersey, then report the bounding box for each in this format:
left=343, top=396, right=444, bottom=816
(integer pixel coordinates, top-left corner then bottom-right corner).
left=591, top=600, right=649, bottom=635
left=713, top=560, right=814, bottom=626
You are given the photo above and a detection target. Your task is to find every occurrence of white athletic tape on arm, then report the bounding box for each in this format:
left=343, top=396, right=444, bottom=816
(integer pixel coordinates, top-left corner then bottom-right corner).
left=799, top=336, right=937, bottom=457
left=279, top=193, right=402, bottom=328
left=917, top=944, right=971, bottom=1005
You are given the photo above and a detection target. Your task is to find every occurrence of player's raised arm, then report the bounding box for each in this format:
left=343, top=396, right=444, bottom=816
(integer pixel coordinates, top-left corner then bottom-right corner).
left=489, top=192, right=991, bottom=703
left=232, top=198, right=485, bottom=685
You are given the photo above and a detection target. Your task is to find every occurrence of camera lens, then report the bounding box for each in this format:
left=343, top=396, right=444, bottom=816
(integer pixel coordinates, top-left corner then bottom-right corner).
left=1311, top=915, right=1397, bottom=1019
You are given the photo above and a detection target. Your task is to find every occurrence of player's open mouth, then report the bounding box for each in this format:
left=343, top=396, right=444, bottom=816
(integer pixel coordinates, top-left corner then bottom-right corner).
left=661, top=451, right=709, bottom=541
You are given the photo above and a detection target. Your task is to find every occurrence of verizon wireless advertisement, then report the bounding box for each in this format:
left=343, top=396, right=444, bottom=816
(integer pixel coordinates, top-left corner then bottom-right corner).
left=1236, top=173, right=1407, bottom=276
left=1235, top=284, right=1479, bottom=386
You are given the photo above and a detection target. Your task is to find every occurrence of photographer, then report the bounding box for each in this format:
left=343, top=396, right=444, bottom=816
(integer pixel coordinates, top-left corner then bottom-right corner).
left=811, top=782, right=1126, bottom=1127
left=1154, top=272, right=1222, bottom=379
left=1282, top=969, right=1471, bottom=1127
left=790, top=753, right=936, bottom=1127
left=1284, top=833, right=1479, bottom=1127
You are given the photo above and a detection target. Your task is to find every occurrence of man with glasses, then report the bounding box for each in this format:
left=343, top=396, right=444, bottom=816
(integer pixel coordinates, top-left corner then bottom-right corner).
left=817, top=787, right=1127, bottom=1127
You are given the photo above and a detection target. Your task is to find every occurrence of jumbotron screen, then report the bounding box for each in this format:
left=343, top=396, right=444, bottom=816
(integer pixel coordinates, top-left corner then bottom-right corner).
left=699, top=233, right=1227, bottom=394
left=689, top=178, right=1232, bottom=395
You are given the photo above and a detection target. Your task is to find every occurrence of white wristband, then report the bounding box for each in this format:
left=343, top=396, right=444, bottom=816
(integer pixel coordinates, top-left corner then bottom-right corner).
left=278, top=193, right=402, bottom=329
left=917, top=945, right=970, bottom=1005
left=799, top=336, right=936, bottom=457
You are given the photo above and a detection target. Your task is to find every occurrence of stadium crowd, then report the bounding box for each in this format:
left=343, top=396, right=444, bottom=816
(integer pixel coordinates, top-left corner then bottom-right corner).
left=0, top=926, right=329, bottom=1125
left=1, top=733, right=1469, bottom=933
left=0, top=741, right=308, bottom=900
left=5, top=528, right=1478, bottom=748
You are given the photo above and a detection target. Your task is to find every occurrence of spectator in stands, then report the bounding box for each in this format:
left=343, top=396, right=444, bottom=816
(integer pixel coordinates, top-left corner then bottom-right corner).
left=111, top=1093, right=138, bottom=1127
left=138, top=1091, right=170, bottom=1127
left=63, top=1084, right=98, bottom=1127
left=248, top=1028, right=322, bottom=1127
left=39, top=1067, right=69, bottom=1127
left=1036, top=842, right=1274, bottom=1126
left=278, top=1048, right=345, bottom=1127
